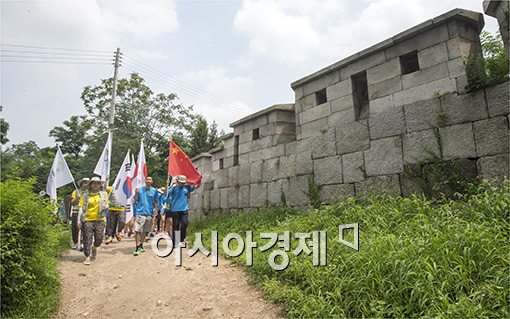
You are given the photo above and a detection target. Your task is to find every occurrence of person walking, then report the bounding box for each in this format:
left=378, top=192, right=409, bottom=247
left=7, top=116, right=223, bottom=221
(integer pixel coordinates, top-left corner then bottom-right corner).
left=78, top=176, right=108, bottom=265
left=166, top=175, right=199, bottom=247
left=105, top=186, right=126, bottom=244
left=70, top=178, right=89, bottom=250
left=133, top=176, right=158, bottom=256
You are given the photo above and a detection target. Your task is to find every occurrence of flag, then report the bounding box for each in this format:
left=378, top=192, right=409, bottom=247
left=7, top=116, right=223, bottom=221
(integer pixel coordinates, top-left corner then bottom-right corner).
left=93, top=131, right=112, bottom=181
left=125, top=152, right=136, bottom=222
left=168, top=140, right=202, bottom=185
left=132, top=140, right=147, bottom=192
left=46, top=146, right=75, bottom=200
left=112, top=150, right=132, bottom=205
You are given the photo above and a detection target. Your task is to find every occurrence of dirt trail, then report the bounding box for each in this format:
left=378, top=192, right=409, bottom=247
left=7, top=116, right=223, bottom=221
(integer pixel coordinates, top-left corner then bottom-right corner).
left=57, top=237, right=282, bottom=318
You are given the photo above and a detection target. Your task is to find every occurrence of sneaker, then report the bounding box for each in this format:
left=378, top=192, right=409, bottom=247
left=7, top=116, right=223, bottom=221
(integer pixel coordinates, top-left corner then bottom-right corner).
left=72, top=243, right=78, bottom=250
left=79, top=244, right=84, bottom=251
left=83, top=257, right=91, bottom=265
left=91, top=246, right=97, bottom=258
left=115, top=234, right=122, bottom=242
left=105, top=237, right=112, bottom=245
left=133, top=248, right=141, bottom=256
left=140, top=246, right=146, bottom=253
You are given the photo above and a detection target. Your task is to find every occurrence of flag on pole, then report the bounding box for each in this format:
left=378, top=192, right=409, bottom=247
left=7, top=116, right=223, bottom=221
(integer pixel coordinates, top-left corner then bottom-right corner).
left=168, top=140, right=202, bottom=185
left=132, top=140, right=147, bottom=192
left=46, top=146, right=75, bottom=200
left=93, top=131, right=112, bottom=181
left=125, top=152, right=136, bottom=222
left=112, top=150, right=132, bottom=205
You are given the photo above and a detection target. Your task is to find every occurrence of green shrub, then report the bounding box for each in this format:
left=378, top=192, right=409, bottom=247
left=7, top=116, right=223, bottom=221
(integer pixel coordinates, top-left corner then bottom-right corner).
left=1, top=178, right=70, bottom=318
left=189, top=180, right=510, bottom=318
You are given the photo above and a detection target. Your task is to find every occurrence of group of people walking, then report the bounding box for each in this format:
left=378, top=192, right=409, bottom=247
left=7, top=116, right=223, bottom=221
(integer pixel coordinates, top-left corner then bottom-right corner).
left=69, top=175, right=198, bottom=265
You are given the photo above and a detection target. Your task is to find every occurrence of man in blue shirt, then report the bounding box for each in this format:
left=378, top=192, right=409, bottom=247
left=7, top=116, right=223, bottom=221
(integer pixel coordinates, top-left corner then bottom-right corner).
left=166, top=175, right=199, bottom=247
left=133, top=176, right=158, bottom=256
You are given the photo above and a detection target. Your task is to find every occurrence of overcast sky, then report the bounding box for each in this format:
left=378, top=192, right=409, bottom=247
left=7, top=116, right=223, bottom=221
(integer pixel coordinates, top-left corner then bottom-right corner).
left=1, top=0, right=499, bottom=148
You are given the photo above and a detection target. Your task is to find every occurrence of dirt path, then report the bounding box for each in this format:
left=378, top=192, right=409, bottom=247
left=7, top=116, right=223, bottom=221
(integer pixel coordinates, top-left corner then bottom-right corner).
left=57, top=237, right=282, bottom=318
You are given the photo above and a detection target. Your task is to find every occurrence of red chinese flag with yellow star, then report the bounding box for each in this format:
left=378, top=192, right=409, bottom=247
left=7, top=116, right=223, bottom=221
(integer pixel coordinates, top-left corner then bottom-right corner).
left=168, top=140, right=202, bottom=185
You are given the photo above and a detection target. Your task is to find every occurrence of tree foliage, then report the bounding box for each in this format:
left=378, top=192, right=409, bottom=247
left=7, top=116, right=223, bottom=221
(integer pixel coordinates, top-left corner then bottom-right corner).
left=1, top=118, right=9, bottom=145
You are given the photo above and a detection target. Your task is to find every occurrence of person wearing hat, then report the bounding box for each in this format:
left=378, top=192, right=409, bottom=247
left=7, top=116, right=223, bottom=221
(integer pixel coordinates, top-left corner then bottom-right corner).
left=166, top=175, right=199, bottom=247
left=78, top=176, right=109, bottom=265
left=70, top=177, right=89, bottom=250
left=105, top=185, right=126, bottom=244
left=133, top=176, right=158, bottom=256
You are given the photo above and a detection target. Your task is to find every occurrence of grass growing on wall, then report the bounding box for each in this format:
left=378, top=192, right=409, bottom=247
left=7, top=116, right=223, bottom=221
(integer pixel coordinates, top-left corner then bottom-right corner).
left=1, top=178, right=71, bottom=318
left=188, top=180, right=510, bottom=318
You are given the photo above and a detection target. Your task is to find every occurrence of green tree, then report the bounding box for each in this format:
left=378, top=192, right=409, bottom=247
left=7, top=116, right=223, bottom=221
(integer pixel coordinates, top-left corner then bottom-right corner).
left=49, top=115, right=93, bottom=158
left=80, top=72, right=197, bottom=185
left=1, top=118, right=9, bottom=145
left=188, top=115, right=223, bottom=158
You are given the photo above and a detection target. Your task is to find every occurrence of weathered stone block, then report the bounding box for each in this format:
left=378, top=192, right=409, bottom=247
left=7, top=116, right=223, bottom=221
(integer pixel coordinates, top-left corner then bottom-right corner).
left=239, top=131, right=252, bottom=144
left=368, top=76, right=402, bottom=100
left=312, top=129, right=337, bottom=159
left=439, top=123, right=476, bottom=160
left=260, top=144, right=285, bottom=161
left=364, top=136, right=404, bottom=176
left=440, top=90, right=488, bottom=125
left=342, top=151, right=365, bottom=183
left=273, top=134, right=296, bottom=145
left=251, top=136, right=274, bottom=151
left=393, top=78, right=457, bottom=107
left=330, top=94, right=354, bottom=113
left=220, top=188, right=229, bottom=209
left=288, top=175, right=310, bottom=206
left=328, top=108, right=356, bottom=128
left=210, top=189, right=220, bottom=209
left=202, top=190, right=211, bottom=209
left=250, top=161, right=263, bottom=183
left=400, top=164, right=427, bottom=197
left=295, top=151, right=313, bottom=175
left=302, top=70, right=340, bottom=97
left=299, top=102, right=331, bottom=125
left=485, top=82, right=510, bottom=117
left=385, top=24, right=449, bottom=60
left=268, top=110, right=295, bottom=123
left=213, top=169, right=229, bottom=189
left=249, top=150, right=263, bottom=163
left=250, top=183, right=268, bottom=208
left=267, top=179, right=290, bottom=206
left=369, top=95, right=394, bottom=114
left=366, top=57, right=401, bottom=84
left=417, top=42, right=449, bottom=68
left=238, top=164, right=250, bottom=185
left=237, top=185, right=250, bottom=208
left=227, top=187, right=238, bottom=209
left=300, top=117, right=329, bottom=139
left=259, top=123, right=275, bottom=138
left=403, top=129, right=441, bottom=164
left=228, top=166, right=239, bottom=186
left=298, top=93, right=317, bottom=112
left=340, top=50, right=386, bottom=80
left=319, top=184, right=355, bottom=203
left=403, top=98, right=442, bottom=133
left=326, top=79, right=352, bottom=100
left=473, top=116, right=509, bottom=157
left=368, top=106, right=406, bottom=139
left=336, top=120, right=370, bottom=154
left=279, top=154, right=296, bottom=179
left=447, top=57, right=465, bottom=78
left=355, top=174, right=401, bottom=196
left=239, top=154, right=249, bottom=166
left=402, top=62, right=449, bottom=90
left=262, top=157, right=280, bottom=182
left=477, top=154, right=510, bottom=180
left=244, top=114, right=269, bottom=132
left=314, top=155, right=343, bottom=185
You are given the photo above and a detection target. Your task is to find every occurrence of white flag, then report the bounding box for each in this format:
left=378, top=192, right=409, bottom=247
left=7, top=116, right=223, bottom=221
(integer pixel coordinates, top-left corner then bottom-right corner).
left=125, top=152, right=136, bottom=222
left=112, top=150, right=131, bottom=206
left=132, top=140, right=147, bottom=192
left=46, top=146, right=75, bottom=200
left=93, top=131, right=112, bottom=181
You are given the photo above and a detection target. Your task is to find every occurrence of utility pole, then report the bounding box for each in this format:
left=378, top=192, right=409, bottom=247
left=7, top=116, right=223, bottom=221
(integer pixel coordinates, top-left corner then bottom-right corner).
left=105, top=47, right=120, bottom=189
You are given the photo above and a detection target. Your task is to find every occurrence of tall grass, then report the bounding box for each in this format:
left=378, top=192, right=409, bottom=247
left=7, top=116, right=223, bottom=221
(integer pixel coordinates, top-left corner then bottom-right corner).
left=189, top=181, right=509, bottom=318
left=1, top=178, right=71, bottom=318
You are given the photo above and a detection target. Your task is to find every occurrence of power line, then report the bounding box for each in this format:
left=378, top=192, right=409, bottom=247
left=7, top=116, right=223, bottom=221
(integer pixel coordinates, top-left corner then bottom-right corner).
left=1, top=54, right=113, bottom=61
left=0, top=43, right=112, bottom=53
left=122, top=62, right=247, bottom=116
left=0, top=49, right=114, bottom=57
left=121, top=54, right=253, bottom=113
left=0, top=60, right=113, bottom=65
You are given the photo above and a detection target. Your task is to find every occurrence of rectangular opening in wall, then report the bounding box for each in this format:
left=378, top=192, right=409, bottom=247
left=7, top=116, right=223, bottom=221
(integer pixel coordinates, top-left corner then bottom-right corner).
left=315, top=88, right=327, bottom=105
left=400, top=51, right=420, bottom=75
left=351, top=71, right=369, bottom=120
left=219, top=158, right=224, bottom=169
left=252, top=128, right=260, bottom=140
left=233, top=135, right=239, bottom=166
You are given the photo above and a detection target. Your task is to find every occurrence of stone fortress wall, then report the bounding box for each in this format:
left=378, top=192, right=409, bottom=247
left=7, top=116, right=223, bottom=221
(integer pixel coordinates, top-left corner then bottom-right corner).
left=189, top=8, right=509, bottom=218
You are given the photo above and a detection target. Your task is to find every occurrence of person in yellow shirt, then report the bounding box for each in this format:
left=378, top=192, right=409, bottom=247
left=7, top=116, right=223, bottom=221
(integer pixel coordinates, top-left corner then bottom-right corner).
left=78, top=176, right=109, bottom=265
left=70, top=178, right=89, bottom=250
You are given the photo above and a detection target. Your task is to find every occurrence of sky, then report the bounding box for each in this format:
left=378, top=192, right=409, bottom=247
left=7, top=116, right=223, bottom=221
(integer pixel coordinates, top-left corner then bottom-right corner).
left=0, top=0, right=499, bottom=148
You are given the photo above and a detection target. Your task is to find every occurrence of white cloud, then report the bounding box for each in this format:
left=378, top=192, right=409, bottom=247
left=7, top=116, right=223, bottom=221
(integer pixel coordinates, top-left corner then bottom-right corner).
left=233, top=0, right=498, bottom=68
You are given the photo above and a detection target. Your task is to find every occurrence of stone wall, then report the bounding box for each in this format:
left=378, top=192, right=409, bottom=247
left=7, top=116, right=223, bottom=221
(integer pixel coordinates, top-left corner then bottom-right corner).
left=189, top=8, right=509, bottom=219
